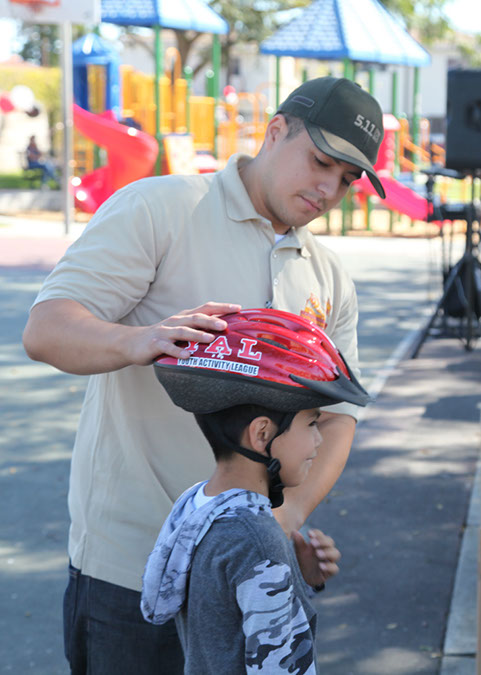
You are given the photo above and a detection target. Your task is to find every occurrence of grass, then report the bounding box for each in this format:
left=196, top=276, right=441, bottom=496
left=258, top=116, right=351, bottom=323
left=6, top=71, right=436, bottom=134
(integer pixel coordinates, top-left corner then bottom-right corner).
left=0, top=171, right=60, bottom=190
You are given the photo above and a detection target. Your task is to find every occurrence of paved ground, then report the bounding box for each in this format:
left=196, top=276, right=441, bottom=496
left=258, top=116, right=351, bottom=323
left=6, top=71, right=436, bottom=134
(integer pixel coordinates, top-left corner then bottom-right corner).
left=312, top=338, right=480, bottom=674
left=0, top=214, right=479, bottom=673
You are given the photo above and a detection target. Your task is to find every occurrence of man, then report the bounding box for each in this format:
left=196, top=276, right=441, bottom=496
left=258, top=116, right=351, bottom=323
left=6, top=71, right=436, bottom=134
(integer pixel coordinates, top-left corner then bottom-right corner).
left=23, top=76, right=385, bottom=674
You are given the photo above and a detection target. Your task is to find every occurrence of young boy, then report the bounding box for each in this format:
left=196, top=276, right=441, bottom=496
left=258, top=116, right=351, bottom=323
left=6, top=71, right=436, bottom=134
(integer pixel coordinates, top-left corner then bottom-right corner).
left=141, top=309, right=369, bottom=674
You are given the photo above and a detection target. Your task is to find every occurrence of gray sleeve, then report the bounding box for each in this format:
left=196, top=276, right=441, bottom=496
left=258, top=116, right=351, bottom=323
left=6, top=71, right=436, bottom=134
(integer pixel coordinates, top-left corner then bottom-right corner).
left=236, top=559, right=316, bottom=674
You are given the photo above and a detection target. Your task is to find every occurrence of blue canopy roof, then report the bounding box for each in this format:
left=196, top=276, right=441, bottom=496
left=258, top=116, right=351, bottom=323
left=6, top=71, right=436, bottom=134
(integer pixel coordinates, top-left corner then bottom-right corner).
left=101, top=0, right=229, bottom=34
left=260, top=0, right=430, bottom=67
left=73, top=33, right=120, bottom=66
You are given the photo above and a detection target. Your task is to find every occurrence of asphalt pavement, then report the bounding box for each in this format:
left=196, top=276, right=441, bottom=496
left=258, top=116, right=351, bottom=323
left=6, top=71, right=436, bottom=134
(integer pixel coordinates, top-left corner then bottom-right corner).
left=0, top=215, right=479, bottom=674
left=311, top=336, right=480, bottom=674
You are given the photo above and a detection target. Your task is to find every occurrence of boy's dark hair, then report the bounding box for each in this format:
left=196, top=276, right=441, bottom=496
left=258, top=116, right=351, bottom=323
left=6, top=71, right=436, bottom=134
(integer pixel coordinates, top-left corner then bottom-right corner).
left=195, top=404, right=291, bottom=461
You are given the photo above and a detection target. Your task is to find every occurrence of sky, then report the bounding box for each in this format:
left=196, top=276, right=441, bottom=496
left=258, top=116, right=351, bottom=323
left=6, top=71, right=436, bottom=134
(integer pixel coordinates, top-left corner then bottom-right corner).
left=0, top=0, right=480, bottom=63
left=443, top=0, right=481, bottom=34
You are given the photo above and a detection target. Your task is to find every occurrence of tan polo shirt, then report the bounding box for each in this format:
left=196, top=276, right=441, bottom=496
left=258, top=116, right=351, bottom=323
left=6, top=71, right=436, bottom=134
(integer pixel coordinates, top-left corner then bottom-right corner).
left=33, top=154, right=360, bottom=591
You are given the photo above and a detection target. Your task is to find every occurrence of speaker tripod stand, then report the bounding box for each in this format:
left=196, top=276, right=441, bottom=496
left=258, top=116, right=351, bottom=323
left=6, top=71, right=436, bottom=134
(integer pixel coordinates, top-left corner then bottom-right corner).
left=411, top=169, right=481, bottom=358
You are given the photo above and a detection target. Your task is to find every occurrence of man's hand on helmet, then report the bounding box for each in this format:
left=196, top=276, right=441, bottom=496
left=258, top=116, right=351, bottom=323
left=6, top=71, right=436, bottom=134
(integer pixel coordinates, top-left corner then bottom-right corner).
left=127, top=301, right=242, bottom=365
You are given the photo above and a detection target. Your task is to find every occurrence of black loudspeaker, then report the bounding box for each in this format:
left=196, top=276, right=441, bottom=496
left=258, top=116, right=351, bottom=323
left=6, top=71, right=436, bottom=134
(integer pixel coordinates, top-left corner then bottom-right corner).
left=445, top=69, right=481, bottom=171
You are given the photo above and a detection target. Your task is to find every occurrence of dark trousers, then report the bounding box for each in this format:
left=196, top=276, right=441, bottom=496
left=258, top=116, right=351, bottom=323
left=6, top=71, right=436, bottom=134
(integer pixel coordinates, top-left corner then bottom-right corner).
left=63, top=564, right=184, bottom=674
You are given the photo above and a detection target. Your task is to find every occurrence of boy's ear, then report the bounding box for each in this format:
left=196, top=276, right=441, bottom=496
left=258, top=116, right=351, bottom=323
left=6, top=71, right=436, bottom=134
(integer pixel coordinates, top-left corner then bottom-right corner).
left=246, top=416, right=277, bottom=454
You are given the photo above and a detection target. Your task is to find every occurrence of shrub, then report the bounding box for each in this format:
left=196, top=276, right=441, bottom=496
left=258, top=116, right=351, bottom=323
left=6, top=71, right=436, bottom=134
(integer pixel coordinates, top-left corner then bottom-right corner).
left=0, top=65, right=62, bottom=155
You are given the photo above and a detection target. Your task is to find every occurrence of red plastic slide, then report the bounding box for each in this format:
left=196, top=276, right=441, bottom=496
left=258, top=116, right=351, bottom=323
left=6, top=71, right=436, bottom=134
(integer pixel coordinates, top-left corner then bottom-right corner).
left=72, top=104, right=159, bottom=213
left=355, top=172, right=430, bottom=222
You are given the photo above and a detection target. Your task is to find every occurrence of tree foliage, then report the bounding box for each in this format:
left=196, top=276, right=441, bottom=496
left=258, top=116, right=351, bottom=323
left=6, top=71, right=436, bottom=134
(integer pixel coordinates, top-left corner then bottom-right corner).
left=381, top=0, right=450, bottom=44
left=455, top=35, right=481, bottom=67
left=18, top=24, right=88, bottom=67
left=0, top=64, right=61, bottom=152
left=206, top=0, right=310, bottom=80
left=168, top=1, right=311, bottom=79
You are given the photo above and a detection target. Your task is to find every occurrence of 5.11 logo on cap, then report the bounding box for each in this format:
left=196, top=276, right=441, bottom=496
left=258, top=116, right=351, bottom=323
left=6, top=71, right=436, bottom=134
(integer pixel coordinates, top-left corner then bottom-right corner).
left=354, top=114, right=381, bottom=143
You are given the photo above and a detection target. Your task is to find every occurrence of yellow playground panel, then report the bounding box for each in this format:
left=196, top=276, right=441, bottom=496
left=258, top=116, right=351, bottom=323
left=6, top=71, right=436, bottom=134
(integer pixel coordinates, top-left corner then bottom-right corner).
left=119, top=64, right=269, bottom=164
left=398, top=116, right=445, bottom=172
left=73, top=62, right=475, bottom=217
left=217, top=90, right=270, bottom=161
left=72, top=52, right=270, bottom=174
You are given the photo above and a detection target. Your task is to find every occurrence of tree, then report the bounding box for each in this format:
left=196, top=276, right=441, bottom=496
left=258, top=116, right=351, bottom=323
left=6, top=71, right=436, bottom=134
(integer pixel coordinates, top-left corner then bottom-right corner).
left=166, top=1, right=309, bottom=80
left=120, top=2, right=311, bottom=81
left=170, top=0, right=453, bottom=78
left=18, top=24, right=88, bottom=67
left=211, top=1, right=313, bottom=81
left=455, top=34, right=481, bottom=67
left=381, top=0, right=450, bottom=44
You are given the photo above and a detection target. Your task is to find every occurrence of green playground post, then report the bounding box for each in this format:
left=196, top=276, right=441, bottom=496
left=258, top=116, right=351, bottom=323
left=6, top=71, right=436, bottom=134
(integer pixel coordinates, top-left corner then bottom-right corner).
left=411, top=66, right=420, bottom=168
left=212, top=35, right=221, bottom=158
left=275, top=56, right=281, bottom=109
left=154, top=24, right=163, bottom=176
left=184, top=66, right=193, bottom=133
left=212, top=35, right=221, bottom=99
left=341, top=60, right=355, bottom=235
left=407, top=66, right=421, bottom=228
left=343, top=58, right=353, bottom=81
left=390, top=69, right=400, bottom=233
left=365, top=67, right=376, bottom=232
left=205, top=69, right=215, bottom=97
left=391, top=69, right=399, bottom=173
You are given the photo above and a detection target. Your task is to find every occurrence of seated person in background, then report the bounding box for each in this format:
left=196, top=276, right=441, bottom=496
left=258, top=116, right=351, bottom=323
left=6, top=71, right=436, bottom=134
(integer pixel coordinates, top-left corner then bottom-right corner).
left=25, top=135, right=57, bottom=185
left=141, top=308, right=370, bottom=674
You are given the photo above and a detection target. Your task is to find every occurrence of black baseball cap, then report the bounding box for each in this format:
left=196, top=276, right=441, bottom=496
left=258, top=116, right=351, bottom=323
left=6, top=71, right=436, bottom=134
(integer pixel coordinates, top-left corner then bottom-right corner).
left=278, top=77, right=385, bottom=199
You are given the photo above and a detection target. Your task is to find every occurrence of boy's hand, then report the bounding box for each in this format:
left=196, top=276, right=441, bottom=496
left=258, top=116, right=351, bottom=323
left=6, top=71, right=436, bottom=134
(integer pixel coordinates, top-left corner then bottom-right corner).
left=292, top=529, right=340, bottom=588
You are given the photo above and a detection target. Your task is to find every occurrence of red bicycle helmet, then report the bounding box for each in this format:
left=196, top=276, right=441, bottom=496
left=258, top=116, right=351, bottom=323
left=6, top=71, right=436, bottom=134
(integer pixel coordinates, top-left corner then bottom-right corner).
left=154, top=308, right=369, bottom=414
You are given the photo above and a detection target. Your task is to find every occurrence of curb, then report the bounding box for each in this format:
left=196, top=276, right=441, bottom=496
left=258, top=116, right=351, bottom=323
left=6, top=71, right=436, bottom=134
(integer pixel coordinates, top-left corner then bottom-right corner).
left=440, top=432, right=481, bottom=675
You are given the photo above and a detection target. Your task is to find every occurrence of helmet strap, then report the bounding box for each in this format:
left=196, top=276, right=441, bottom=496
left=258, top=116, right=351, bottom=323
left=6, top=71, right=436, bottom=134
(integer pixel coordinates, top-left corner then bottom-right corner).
left=219, top=411, right=296, bottom=508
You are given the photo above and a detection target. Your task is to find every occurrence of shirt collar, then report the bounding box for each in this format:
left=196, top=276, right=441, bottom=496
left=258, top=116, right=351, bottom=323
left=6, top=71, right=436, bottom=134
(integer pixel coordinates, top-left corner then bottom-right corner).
left=219, top=153, right=265, bottom=224
left=277, top=225, right=310, bottom=252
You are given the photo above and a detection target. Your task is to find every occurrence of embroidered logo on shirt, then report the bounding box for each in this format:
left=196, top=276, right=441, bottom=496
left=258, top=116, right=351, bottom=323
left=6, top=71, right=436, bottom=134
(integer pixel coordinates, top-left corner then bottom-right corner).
left=300, top=293, right=331, bottom=330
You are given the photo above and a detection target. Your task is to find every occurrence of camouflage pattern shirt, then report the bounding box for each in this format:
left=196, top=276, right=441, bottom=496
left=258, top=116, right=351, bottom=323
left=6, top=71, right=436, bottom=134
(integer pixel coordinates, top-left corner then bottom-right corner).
left=142, top=482, right=318, bottom=674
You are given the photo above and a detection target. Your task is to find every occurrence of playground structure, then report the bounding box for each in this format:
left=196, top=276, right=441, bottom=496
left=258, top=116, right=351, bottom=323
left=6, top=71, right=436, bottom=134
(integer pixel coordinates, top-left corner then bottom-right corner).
left=72, top=103, right=158, bottom=213
left=72, top=51, right=269, bottom=169
left=0, top=0, right=476, bottom=237
left=69, top=0, right=476, bottom=228
left=0, top=52, right=473, bottom=228
left=70, top=43, right=274, bottom=212
left=1, top=1, right=474, bottom=228
left=71, top=55, right=270, bottom=211
left=71, top=50, right=458, bottom=217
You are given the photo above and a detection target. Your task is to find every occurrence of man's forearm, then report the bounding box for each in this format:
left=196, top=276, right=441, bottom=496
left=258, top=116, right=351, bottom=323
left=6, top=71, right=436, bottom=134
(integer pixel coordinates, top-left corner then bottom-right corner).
left=274, top=412, right=356, bottom=535
left=23, top=299, right=142, bottom=375
left=23, top=298, right=242, bottom=377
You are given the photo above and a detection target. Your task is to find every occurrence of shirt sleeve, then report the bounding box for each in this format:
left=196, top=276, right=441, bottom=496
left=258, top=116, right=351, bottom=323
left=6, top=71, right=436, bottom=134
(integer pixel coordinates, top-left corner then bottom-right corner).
left=323, top=273, right=363, bottom=419
left=236, top=559, right=316, bottom=674
left=32, top=184, right=167, bottom=322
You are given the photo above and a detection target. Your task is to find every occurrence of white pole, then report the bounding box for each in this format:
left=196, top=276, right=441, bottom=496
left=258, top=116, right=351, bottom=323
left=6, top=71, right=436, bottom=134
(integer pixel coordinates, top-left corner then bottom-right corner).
left=60, top=20, right=74, bottom=236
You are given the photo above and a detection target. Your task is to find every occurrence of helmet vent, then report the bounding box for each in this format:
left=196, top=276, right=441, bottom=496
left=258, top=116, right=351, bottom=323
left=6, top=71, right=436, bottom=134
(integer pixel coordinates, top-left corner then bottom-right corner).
left=257, top=337, right=290, bottom=351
